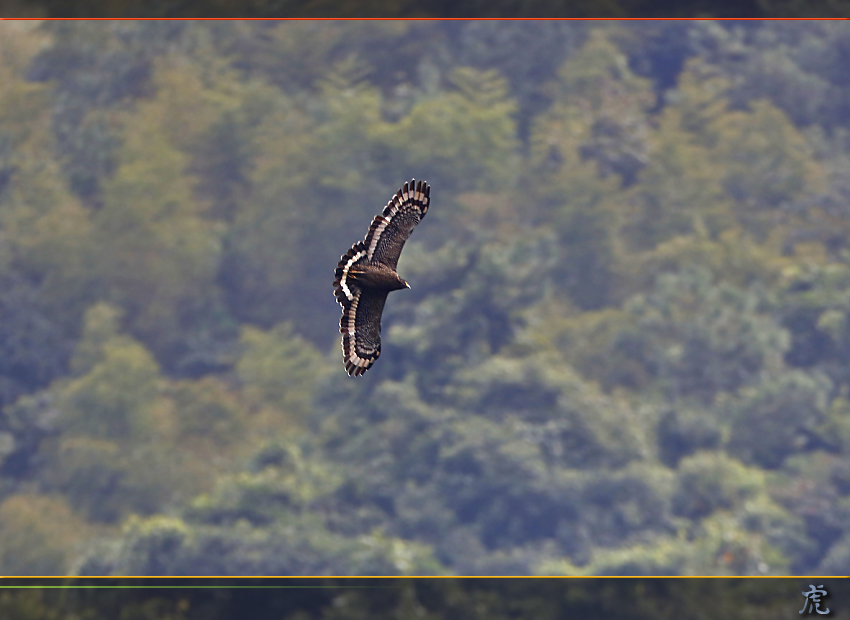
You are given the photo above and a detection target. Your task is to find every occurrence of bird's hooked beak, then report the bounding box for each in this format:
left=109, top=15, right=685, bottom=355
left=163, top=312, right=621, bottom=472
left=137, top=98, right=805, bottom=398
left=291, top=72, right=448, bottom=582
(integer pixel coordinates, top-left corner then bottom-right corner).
left=404, top=280, right=411, bottom=289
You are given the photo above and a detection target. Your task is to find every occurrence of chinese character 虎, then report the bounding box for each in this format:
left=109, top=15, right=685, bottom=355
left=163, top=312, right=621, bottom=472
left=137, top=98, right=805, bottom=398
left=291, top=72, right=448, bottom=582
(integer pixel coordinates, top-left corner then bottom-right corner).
left=801, top=585, right=830, bottom=615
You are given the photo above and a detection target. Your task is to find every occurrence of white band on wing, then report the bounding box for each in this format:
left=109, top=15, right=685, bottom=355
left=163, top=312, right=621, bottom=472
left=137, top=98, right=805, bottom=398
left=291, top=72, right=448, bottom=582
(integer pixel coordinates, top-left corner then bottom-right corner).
left=339, top=249, right=366, bottom=301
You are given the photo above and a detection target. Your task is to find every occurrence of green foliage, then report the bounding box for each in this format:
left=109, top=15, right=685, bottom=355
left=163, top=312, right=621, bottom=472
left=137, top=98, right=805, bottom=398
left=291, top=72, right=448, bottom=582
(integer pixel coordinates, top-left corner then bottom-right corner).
left=623, top=267, right=790, bottom=403
left=58, top=306, right=160, bottom=440
left=29, top=304, right=246, bottom=524
left=0, top=21, right=850, bottom=578
left=166, top=378, right=244, bottom=446
left=74, top=512, right=446, bottom=575
left=43, top=436, right=160, bottom=522
left=375, top=67, right=521, bottom=192
left=0, top=275, right=73, bottom=407
left=236, top=322, right=329, bottom=420
left=92, top=90, right=230, bottom=372
left=525, top=31, right=653, bottom=308
left=0, top=494, right=90, bottom=575
left=656, top=406, right=722, bottom=468
left=671, top=451, right=763, bottom=518
left=727, top=370, right=832, bottom=469
left=690, top=21, right=850, bottom=129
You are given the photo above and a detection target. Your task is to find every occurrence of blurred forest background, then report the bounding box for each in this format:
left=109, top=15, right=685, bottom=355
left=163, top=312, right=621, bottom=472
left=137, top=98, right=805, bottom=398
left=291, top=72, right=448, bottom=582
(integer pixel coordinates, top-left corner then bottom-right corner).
left=0, top=20, right=849, bottom=576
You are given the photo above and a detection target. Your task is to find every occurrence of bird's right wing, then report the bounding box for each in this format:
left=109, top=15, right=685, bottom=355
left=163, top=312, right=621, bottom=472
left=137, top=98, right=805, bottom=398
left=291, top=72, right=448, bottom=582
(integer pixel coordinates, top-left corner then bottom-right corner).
left=338, top=287, right=388, bottom=376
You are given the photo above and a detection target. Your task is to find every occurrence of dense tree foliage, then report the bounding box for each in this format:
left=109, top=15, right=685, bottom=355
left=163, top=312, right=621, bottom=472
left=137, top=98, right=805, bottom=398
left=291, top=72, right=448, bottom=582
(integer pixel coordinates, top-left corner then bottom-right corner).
left=0, top=20, right=849, bottom=577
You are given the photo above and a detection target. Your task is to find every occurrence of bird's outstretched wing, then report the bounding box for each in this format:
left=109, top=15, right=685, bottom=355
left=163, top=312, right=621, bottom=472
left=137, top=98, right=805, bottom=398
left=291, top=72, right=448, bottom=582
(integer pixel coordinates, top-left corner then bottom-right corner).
left=338, top=286, right=388, bottom=377
left=333, top=240, right=387, bottom=376
left=363, top=179, right=430, bottom=270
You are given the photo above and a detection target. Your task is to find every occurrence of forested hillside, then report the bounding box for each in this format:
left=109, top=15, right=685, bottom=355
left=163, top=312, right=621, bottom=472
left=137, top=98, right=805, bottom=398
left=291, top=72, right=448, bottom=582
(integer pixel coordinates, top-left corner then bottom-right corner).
left=0, top=20, right=849, bottom=576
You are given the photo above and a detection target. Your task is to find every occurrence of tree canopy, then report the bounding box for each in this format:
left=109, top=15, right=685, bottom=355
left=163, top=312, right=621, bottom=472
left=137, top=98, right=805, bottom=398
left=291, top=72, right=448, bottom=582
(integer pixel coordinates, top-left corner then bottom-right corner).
left=0, top=20, right=849, bottom=577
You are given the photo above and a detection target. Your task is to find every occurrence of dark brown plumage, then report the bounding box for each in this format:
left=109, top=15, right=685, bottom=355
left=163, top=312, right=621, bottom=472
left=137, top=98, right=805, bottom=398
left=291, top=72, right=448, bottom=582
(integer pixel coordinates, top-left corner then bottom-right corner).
left=333, top=179, right=431, bottom=376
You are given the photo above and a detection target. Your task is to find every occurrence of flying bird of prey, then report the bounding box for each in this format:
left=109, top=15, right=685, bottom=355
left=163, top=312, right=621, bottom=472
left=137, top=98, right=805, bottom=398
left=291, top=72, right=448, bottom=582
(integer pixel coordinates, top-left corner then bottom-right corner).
left=333, top=179, right=431, bottom=376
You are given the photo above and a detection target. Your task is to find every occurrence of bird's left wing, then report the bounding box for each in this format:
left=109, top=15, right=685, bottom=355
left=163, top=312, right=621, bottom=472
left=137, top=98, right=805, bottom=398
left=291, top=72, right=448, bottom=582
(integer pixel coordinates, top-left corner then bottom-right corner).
left=363, top=179, right=430, bottom=270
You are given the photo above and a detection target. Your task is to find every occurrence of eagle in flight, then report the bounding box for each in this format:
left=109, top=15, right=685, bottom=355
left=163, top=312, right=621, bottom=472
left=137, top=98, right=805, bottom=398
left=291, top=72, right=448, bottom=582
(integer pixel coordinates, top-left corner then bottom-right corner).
left=333, top=179, right=431, bottom=376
